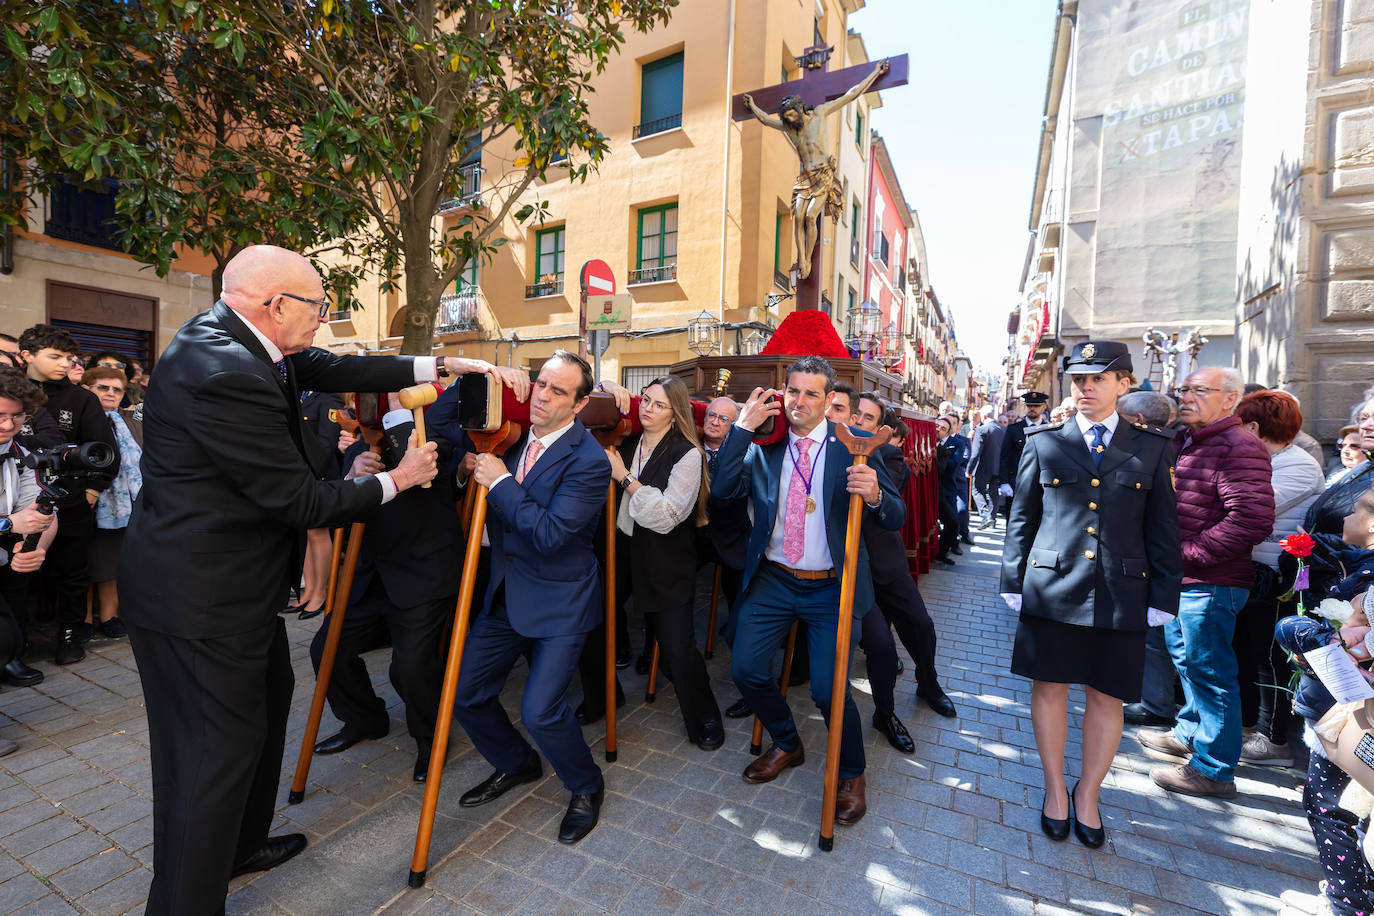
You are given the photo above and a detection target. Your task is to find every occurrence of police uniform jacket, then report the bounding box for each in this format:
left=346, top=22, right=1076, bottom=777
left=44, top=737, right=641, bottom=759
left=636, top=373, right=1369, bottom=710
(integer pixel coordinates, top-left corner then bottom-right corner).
left=1000, top=417, right=1182, bottom=631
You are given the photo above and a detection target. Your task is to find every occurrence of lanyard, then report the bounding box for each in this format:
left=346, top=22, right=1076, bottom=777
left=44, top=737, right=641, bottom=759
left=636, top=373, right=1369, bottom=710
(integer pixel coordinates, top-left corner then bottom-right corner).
left=787, top=439, right=816, bottom=501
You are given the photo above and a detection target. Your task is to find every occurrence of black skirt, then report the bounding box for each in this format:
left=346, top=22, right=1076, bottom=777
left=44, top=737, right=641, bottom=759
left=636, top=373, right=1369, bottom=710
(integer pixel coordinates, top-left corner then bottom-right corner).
left=1010, top=614, right=1146, bottom=702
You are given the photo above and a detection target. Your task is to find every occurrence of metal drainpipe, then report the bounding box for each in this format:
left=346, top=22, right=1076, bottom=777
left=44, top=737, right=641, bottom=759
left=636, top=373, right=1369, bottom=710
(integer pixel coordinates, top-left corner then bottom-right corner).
left=717, top=0, right=737, bottom=337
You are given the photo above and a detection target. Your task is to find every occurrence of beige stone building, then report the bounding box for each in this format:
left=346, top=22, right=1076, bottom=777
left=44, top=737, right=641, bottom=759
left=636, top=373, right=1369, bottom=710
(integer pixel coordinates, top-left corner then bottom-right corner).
left=1234, top=0, right=1374, bottom=439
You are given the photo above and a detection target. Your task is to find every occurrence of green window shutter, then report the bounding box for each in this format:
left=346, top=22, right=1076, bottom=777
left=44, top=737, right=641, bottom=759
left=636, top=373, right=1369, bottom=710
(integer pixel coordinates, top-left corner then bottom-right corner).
left=774, top=212, right=782, bottom=274
left=536, top=226, right=566, bottom=279
left=640, top=52, right=684, bottom=130
left=636, top=203, right=678, bottom=273
left=855, top=112, right=863, bottom=148
left=456, top=259, right=477, bottom=292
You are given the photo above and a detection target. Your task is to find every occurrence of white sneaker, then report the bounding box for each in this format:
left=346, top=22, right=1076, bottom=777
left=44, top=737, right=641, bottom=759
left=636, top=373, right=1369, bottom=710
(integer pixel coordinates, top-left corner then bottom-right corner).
left=1241, top=732, right=1295, bottom=767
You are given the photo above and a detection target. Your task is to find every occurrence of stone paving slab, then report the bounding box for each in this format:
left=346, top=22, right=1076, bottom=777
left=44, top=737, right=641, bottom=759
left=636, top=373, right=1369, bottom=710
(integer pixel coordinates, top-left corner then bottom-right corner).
left=0, top=528, right=1321, bottom=914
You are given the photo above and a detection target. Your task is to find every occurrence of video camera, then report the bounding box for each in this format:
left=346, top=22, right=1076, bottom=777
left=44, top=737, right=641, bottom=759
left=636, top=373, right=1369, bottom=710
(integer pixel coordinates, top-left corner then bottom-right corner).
left=16, top=443, right=117, bottom=551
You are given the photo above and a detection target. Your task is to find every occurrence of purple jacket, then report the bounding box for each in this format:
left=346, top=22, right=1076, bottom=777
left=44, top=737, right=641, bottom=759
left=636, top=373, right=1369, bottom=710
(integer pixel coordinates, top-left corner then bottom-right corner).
left=1174, top=416, right=1275, bottom=588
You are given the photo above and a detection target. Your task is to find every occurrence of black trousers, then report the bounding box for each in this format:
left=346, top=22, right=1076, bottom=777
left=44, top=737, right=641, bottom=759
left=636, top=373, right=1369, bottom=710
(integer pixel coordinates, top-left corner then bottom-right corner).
left=39, top=500, right=94, bottom=628
left=936, top=491, right=959, bottom=557
left=126, top=616, right=292, bottom=916
left=0, top=565, right=27, bottom=666
left=859, top=609, right=899, bottom=718
left=874, top=575, right=942, bottom=699
left=308, top=576, right=452, bottom=755
left=649, top=586, right=722, bottom=740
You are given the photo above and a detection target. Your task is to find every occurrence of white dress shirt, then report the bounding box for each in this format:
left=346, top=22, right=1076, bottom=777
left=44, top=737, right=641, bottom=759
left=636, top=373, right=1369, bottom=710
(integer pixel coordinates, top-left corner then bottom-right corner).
left=764, top=421, right=833, bottom=571
left=1074, top=409, right=1119, bottom=456
left=228, top=306, right=439, bottom=504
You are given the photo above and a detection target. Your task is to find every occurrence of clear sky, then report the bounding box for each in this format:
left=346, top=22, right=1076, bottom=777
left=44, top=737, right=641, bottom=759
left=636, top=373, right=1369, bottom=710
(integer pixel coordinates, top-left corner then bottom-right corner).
left=847, top=0, right=1056, bottom=377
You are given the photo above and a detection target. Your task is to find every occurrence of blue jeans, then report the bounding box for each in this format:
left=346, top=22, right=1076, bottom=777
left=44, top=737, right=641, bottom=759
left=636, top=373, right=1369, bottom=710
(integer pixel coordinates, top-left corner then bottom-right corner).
left=1165, top=585, right=1248, bottom=783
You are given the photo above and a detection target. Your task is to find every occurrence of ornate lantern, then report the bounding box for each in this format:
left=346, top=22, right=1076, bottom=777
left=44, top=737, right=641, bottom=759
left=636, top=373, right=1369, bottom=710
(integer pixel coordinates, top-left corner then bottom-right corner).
left=845, top=300, right=881, bottom=356
left=686, top=310, right=721, bottom=357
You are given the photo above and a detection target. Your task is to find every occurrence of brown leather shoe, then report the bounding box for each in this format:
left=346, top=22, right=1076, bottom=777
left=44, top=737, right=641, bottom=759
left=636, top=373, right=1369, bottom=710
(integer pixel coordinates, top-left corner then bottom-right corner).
left=835, top=774, right=867, bottom=826
left=743, top=742, right=805, bottom=783
left=1151, top=763, right=1237, bottom=799
left=1136, top=728, right=1191, bottom=762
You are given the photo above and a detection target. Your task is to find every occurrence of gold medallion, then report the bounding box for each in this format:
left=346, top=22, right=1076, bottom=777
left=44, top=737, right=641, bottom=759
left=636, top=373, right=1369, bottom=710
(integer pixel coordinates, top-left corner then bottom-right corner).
left=805, top=495, right=816, bottom=514
left=1082, top=343, right=1096, bottom=359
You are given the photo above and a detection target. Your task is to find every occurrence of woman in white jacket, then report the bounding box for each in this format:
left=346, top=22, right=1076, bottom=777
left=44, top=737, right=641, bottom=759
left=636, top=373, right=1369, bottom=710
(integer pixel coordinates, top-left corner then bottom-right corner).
left=1233, top=390, right=1326, bottom=766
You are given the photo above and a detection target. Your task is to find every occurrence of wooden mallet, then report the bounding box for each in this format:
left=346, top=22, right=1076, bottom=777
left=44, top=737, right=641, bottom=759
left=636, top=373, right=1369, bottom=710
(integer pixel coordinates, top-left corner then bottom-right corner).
left=818, top=422, right=890, bottom=853
left=398, top=383, right=440, bottom=488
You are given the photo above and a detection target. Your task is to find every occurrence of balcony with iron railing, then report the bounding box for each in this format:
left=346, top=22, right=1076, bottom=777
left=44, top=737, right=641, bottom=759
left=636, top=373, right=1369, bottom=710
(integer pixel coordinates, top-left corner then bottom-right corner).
left=525, top=274, right=564, bottom=298
left=436, top=163, right=485, bottom=213
left=871, top=233, right=889, bottom=269
left=632, top=112, right=682, bottom=139
left=435, top=289, right=483, bottom=334
left=44, top=177, right=127, bottom=252
left=628, top=262, right=677, bottom=285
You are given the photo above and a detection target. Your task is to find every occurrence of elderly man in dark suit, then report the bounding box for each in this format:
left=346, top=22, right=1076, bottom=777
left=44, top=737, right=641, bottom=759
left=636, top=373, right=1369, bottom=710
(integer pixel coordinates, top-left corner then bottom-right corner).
left=712, top=356, right=905, bottom=827
left=433, top=350, right=612, bottom=845
left=119, top=245, right=528, bottom=914
left=308, top=404, right=464, bottom=782
left=968, top=404, right=1005, bottom=530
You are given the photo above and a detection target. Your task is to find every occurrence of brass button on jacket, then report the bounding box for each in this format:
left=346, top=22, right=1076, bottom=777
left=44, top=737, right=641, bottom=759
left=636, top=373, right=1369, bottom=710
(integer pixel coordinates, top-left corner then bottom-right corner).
left=1084, top=550, right=1095, bottom=560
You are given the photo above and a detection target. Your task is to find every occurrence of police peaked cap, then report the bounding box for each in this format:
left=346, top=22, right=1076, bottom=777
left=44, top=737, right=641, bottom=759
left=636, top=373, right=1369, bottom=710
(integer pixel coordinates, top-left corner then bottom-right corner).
left=1062, top=340, right=1132, bottom=375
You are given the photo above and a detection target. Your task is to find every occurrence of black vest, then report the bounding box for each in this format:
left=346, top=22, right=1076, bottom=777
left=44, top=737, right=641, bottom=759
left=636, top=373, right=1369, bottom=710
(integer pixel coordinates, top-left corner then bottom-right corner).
left=626, top=431, right=701, bottom=612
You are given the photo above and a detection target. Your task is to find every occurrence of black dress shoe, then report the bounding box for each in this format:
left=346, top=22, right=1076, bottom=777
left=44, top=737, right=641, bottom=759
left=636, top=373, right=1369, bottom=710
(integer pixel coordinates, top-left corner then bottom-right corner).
left=615, top=647, right=632, bottom=670
left=298, top=604, right=325, bottom=621
left=950, top=543, right=964, bottom=555
left=557, top=786, right=604, bottom=844
left=1070, top=781, right=1105, bottom=849
left=634, top=651, right=651, bottom=675
left=1040, top=790, right=1070, bottom=841
left=873, top=712, right=915, bottom=754
left=313, top=725, right=387, bottom=755
left=230, top=834, right=307, bottom=877
left=55, top=629, right=85, bottom=666
left=3, top=658, right=43, bottom=688
left=575, top=687, right=626, bottom=725
left=696, top=719, right=725, bottom=751
left=920, top=693, right=958, bottom=719
left=724, top=698, right=751, bottom=719
left=414, top=750, right=433, bottom=783
left=934, top=555, right=956, bottom=567
left=1122, top=703, right=1174, bottom=727
left=961, top=535, right=975, bottom=545
left=895, top=658, right=905, bottom=676
left=459, top=760, right=543, bottom=808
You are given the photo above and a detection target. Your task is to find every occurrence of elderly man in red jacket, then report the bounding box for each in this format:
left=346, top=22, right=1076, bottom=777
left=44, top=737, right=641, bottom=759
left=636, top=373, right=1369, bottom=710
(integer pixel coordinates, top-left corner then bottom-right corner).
left=1138, top=366, right=1274, bottom=798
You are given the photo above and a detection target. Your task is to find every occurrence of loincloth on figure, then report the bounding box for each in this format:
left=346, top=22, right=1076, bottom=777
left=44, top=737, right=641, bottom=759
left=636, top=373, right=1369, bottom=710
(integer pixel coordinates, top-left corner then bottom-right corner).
left=792, top=155, right=843, bottom=218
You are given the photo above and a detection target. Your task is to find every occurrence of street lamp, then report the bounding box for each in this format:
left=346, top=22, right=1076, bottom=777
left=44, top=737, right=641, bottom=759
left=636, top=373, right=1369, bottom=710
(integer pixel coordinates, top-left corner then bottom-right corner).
left=845, top=299, right=881, bottom=357
left=878, top=322, right=904, bottom=371
left=687, top=310, right=721, bottom=357
left=740, top=327, right=770, bottom=356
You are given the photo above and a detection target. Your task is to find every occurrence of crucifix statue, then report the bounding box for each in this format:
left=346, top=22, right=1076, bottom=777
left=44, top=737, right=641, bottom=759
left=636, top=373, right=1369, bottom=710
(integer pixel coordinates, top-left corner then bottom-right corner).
left=734, top=47, right=908, bottom=309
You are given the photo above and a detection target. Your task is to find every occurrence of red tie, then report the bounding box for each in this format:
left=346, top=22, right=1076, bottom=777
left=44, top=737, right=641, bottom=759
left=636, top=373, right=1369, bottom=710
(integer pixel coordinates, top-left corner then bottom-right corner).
left=517, top=440, right=543, bottom=483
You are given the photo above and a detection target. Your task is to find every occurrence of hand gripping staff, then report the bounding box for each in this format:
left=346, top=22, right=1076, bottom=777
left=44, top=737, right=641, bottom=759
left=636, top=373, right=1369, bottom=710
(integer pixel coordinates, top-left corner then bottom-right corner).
left=819, top=422, right=890, bottom=852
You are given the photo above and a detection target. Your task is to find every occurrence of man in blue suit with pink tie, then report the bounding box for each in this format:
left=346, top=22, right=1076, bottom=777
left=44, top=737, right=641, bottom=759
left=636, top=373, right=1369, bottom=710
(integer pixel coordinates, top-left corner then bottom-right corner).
left=711, top=356, right=905, bottom=828
left=431, top=350, right=611, bottom=845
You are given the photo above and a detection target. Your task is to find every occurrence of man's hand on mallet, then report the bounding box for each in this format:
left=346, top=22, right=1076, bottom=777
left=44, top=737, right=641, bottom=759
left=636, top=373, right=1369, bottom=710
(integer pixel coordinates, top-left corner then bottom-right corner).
left=390, top=430, right=438, bottom=491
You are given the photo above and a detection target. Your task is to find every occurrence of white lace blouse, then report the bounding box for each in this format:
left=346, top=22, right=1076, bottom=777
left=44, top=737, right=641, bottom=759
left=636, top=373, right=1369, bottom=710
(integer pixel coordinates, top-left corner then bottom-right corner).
left=616, top=441, right=702, bottom=536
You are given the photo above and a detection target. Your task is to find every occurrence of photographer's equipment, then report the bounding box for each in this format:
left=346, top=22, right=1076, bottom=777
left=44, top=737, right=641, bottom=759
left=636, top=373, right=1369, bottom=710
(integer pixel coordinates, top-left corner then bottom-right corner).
left=18, top=443, right=116, bottom=552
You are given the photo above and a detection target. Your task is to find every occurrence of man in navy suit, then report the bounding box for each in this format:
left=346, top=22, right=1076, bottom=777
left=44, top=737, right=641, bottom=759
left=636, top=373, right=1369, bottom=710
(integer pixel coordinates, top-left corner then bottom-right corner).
left=433, top=350, right=612, bottom=844
left=711, top=356, right=904, bottom=827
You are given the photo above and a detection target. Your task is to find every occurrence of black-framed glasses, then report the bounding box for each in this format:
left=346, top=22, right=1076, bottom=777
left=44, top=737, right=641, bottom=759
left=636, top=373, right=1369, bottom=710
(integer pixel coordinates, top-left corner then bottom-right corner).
left=1175, top=385, right=1222, bottom=397
left=264, top=292, right=331, bottom=320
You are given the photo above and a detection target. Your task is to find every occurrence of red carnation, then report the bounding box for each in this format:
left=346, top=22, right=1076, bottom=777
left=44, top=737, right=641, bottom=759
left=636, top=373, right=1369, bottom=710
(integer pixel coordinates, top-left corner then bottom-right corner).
left=1280, top=532, right=1315, bottom=558
left=759, top=310, right=850, bottom=360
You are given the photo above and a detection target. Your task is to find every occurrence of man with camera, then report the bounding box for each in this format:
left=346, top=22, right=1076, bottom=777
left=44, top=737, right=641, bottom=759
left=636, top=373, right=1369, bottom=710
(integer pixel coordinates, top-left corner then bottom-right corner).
left=16, top=324, right=119, bottom=665
left=119, top=245, right=528, bottom=914
left=0, top=369, right=58, bottom=726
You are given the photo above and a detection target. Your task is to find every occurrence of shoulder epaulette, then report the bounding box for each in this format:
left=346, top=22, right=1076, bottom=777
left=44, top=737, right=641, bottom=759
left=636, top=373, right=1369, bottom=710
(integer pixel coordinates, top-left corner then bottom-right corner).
left=1026, top=422, right=1063, bottom=435
left=1131, top=421, right=1176, bottom=439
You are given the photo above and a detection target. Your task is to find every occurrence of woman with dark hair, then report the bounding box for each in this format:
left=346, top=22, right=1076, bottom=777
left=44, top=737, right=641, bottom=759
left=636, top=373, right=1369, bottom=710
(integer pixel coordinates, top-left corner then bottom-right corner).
left=604, top=376, right=723, bottom=750
left=1231, top=390, right=1325, bottom=767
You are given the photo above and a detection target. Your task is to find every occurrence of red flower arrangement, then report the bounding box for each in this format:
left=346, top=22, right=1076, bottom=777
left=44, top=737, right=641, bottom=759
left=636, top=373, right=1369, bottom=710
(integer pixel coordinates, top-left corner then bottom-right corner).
left=759, top=310, right=850, bottom=359
left=1280, top=533, right=1315, bottom=558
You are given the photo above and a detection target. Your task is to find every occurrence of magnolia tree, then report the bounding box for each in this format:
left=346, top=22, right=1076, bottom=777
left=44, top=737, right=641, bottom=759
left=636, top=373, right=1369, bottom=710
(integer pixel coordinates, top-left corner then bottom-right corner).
left=3, top=0, right=677, bottom=354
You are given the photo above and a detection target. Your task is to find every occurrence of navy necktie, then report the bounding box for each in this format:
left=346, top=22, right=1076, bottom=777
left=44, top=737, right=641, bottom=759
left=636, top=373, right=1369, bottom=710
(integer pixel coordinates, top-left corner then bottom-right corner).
left=1089, top=424, right=1107, bottom=467
left=274, top=359, right=288, bottom=384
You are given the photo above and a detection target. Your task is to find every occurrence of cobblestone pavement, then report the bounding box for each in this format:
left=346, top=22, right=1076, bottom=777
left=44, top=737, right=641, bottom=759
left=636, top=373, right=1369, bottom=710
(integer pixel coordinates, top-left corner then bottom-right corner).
left=0, top=528, right=1324, bottom=914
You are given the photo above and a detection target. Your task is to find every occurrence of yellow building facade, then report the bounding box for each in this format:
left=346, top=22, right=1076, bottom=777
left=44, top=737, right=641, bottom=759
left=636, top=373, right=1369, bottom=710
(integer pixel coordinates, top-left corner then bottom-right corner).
left=317, top=0, right=873, bottom=388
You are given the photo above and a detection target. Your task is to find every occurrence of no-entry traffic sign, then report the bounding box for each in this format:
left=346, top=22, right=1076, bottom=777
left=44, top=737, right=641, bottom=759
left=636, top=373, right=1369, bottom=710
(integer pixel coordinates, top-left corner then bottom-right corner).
left=580, top=259, right=616, bottom=296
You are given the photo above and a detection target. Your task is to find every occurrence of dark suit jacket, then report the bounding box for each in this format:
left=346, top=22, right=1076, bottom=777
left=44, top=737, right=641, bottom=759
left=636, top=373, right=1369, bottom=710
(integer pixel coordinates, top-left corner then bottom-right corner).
left=703, top=445, right=750, bottom=570
left=862, top=445, right=912, bottom=586
left=709, top=421, right=905, bottom=619
left=1000, top=419, right=1182, bottom=631
left=120, top=301, right=419, bottom=639
left=968, top=420, right=1005, bottom=485
left=1000, top=418, right=1029, bottom=486
left=342, top=419, right=463, bottom=609
left=474, top=419, right=611, bottom=638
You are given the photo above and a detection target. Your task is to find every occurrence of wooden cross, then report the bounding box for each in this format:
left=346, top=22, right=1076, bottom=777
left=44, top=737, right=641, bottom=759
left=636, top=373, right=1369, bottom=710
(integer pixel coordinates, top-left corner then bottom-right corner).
left=731, top=46, right=909, bottom=311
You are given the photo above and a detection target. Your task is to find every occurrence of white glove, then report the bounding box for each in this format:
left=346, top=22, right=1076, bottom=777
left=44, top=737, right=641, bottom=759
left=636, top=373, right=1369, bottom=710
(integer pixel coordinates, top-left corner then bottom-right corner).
left=998, top=483, right=1013, bottom=498
left=1147, top=608, right=1175, bottom=627
left=1001, top=593, right=1022, bottom=612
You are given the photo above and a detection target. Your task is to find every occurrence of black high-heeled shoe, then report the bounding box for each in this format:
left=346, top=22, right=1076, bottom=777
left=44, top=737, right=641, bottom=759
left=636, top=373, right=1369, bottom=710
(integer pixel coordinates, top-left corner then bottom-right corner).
left=1040, top=790, right=1069, bottom=841
left=1070, top=781, right=1105, bottom=849
left=298, top=603, right=326, bottom=621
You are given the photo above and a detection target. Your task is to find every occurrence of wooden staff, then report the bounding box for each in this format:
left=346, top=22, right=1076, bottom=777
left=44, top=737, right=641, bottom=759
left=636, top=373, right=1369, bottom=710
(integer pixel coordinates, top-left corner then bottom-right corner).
left=704, top=566, right=722, bottom=659
left=398, top=384, right=439, bottom=488
left=749, top=621, right=799, bottom=755
left=603, top=480, right=619, bottom=763
left=409, top=418, right=518, bottom=888
left=819, top=423, right=890, bottom=853
left=645, top=639, right=661, bottom=703
left=288, top=522, right=363, bottom=804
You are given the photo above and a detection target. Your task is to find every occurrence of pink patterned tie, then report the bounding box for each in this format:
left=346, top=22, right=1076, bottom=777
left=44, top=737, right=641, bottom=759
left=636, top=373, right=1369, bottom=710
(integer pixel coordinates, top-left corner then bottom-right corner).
left=782, top=438, right=812, bottom=565
left=517, top=440, right=543, bottom=483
